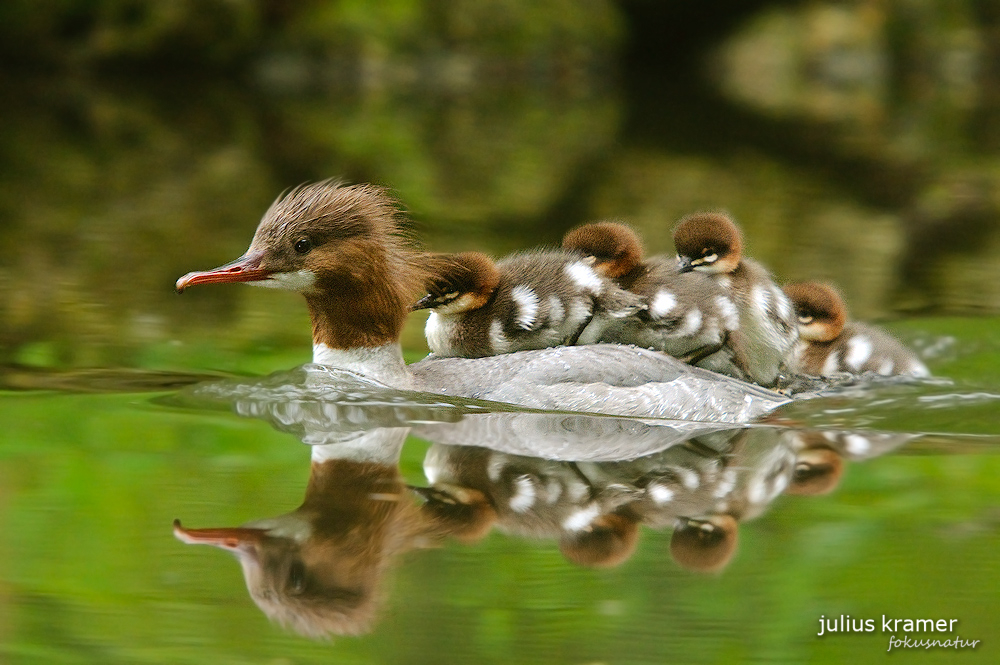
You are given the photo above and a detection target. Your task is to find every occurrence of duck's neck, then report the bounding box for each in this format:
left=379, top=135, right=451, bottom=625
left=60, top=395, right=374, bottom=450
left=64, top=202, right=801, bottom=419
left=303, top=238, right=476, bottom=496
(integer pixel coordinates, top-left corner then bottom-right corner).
left=304, top=255, right=418, bottom=388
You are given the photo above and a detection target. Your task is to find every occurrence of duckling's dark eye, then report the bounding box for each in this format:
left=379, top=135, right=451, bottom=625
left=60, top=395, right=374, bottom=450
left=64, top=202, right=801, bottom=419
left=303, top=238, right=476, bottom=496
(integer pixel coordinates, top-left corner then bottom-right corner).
left=294, top=238, right=312, bottom=254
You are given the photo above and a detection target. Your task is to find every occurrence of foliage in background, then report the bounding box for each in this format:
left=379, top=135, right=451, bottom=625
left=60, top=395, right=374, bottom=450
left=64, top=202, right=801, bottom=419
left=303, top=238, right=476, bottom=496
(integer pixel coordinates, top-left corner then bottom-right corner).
left=0, top=0, right=622, bottom=77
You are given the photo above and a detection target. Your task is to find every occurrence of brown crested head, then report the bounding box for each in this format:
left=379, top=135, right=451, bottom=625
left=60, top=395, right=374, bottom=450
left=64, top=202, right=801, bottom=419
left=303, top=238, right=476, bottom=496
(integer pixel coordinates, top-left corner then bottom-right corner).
left=669, top=514, right=739, bottom=573
left=176, top=181, right=426, bottom=349
left=562, top=221, right=645, bottom=279
left=782, top=282, right=847, bottom=342
left=174, top=458, right=436, bottom=638
left=672, top=212, right=743, bottom=274
left=411, top=251, right=500, bottom=313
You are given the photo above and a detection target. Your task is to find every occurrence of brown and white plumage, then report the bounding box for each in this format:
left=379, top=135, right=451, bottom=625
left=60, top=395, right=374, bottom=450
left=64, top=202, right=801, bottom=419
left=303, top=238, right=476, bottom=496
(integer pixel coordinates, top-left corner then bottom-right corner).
left=673, top=212, right=798, bottom=387
left=563, top=221, right=739, bottom=363
left=414, top=249, right=647, bottom=358
left=176, top=181, right=790, bottom=423
left=782, top=282, right=930, bottom=378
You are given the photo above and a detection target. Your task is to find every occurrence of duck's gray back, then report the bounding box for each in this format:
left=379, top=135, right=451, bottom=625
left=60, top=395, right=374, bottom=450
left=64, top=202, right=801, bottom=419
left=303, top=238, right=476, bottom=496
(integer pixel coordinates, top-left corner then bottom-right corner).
left=410, top=344, right=788, bottom=423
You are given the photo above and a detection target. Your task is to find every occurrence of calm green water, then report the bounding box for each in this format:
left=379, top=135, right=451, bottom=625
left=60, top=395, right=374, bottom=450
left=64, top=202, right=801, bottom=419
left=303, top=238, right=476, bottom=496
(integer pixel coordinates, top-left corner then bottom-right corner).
left=1, top=321, right=998, bottom=664
left=3, top=2, right=1000, bottom=663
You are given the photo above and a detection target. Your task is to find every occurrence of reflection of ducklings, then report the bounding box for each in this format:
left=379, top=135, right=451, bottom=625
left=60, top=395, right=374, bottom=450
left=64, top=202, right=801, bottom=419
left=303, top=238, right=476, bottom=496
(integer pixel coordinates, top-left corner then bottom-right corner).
left=651, top=429, right=794, bottom=573
left=559, top=512, right=640, bottom=569
left=174, top=450, right=435, bottom=638
left=783, top=282, right=930, bottom=377
left=562, top=222, right=738, bottom=362
left=673, top=212, right=798, bottom=387
left=419, top=444, right=643, bottom=568
left=414, top=250, right=646, bottom=358
left=785, top=432, right=845, bottom=496
left=669, top=515, right=739, bottom=573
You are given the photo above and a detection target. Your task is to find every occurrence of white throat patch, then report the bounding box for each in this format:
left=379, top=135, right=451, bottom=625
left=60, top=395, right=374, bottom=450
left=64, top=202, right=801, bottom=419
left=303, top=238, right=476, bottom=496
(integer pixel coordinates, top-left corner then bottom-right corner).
left=250, top=269, right=317, bottom=293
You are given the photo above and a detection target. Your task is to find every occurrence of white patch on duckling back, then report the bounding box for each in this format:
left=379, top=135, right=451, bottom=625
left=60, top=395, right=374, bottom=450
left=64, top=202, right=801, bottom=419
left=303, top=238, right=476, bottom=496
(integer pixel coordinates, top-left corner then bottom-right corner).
left=676, top=309, right=703, bottom=337
left=822, top=350, right=842, bottom=376
left=565, top=261, right=604, bottom=294
left=752, top=285, right=771, bottom=315
left=774, top=287, right=794, bottom=320
left=490, top=318, right=511, bottom=354
left=562, top=503, right=601, bottom=532
left=845, top=336, right=873, bottom=371
left=547, top=295, right=565, bottom=324
left=648, top=484, right=675, bottom=504
left=716, top=295, right=739, bottom=330
left=650, top=290, right=678, bottom=318
left=511, top=285, right=540, bottom=330
left=252, top=269, right=317, bottom=293
left=845, top=434, right=871, bottom=456
left=508, top=475, right=537, bottom=513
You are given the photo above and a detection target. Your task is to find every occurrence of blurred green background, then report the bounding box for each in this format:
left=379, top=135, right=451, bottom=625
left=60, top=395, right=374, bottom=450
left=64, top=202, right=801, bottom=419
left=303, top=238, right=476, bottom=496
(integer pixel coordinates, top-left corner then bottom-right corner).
left=1, top=1, right=999, bottom=663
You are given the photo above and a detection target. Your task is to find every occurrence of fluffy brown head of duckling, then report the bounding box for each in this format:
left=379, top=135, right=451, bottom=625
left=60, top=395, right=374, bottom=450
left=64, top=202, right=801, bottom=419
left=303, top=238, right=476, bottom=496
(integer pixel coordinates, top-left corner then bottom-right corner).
left=785, top=446, right=844, bottom=496
left=673, top=212, right=743, bottom=274
left=411, top=251, right=500, bottom=314
left=413, top=484, right=498, bottom=544
left=669, top=515, right=738, bottom=573
left=782, top=282, right=847, bottom=343
left=562, top=221, right=645, bottom=279
left=559, top=513, right=640, bottom=569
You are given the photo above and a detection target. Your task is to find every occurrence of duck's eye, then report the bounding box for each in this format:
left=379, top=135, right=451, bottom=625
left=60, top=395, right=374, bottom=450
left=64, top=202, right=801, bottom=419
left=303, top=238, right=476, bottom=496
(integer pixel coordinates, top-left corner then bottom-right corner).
left=798, top=315, right=814, bottom=325
left=294, top=238, right=312, bottom=254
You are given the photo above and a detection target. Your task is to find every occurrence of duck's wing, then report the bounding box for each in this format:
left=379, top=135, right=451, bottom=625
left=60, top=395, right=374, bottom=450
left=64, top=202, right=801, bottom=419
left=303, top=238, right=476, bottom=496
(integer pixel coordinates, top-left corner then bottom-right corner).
left=410, top=344, right=789, bottom=423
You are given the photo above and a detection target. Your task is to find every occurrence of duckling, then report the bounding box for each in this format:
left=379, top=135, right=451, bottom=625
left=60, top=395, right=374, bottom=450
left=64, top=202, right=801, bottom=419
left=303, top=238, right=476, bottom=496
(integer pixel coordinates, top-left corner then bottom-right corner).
left=673, top=212, right=798, bottom=387
left=782, top=282, right=930, bottom=377
left=563, top=221, right=739, bottom=363
left=413, top=249, right=647, bottom=358
left=669, top=515, right=739, bottom=573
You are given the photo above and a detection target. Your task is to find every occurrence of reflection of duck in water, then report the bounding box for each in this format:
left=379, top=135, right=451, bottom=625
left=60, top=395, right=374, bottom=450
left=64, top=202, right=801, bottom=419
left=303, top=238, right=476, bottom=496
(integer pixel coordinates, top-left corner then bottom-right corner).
left=782, top=282, right=930, bottom=378
left=174, top=430, right=440, bottom=638
left=175, top=181, right=787, bottom=423
left=412, top=249, right=645, bottom=358
left=562, top=221, right=739, bottom=363
left=414, top=425, right=868, bottom=572
left=673, top=212, right=798, bottom=387
left=173, top=378, right=916, bottom=638
left=576, top=428, right=795, bottom=573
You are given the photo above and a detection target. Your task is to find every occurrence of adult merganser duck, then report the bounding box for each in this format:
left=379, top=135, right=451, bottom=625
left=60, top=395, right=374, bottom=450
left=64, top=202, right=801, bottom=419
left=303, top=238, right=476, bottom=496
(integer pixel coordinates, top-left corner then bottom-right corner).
left=173, top=431, right=436, bottom=638
left=562, top=221, right=739, bottom=363
left=175, top=181, right=788, bottom=423
left=412, top=249, right=645, bottom=358
left=673, top=212, right=798, bottom=387
left=782, top=282, right=930, bottom=377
